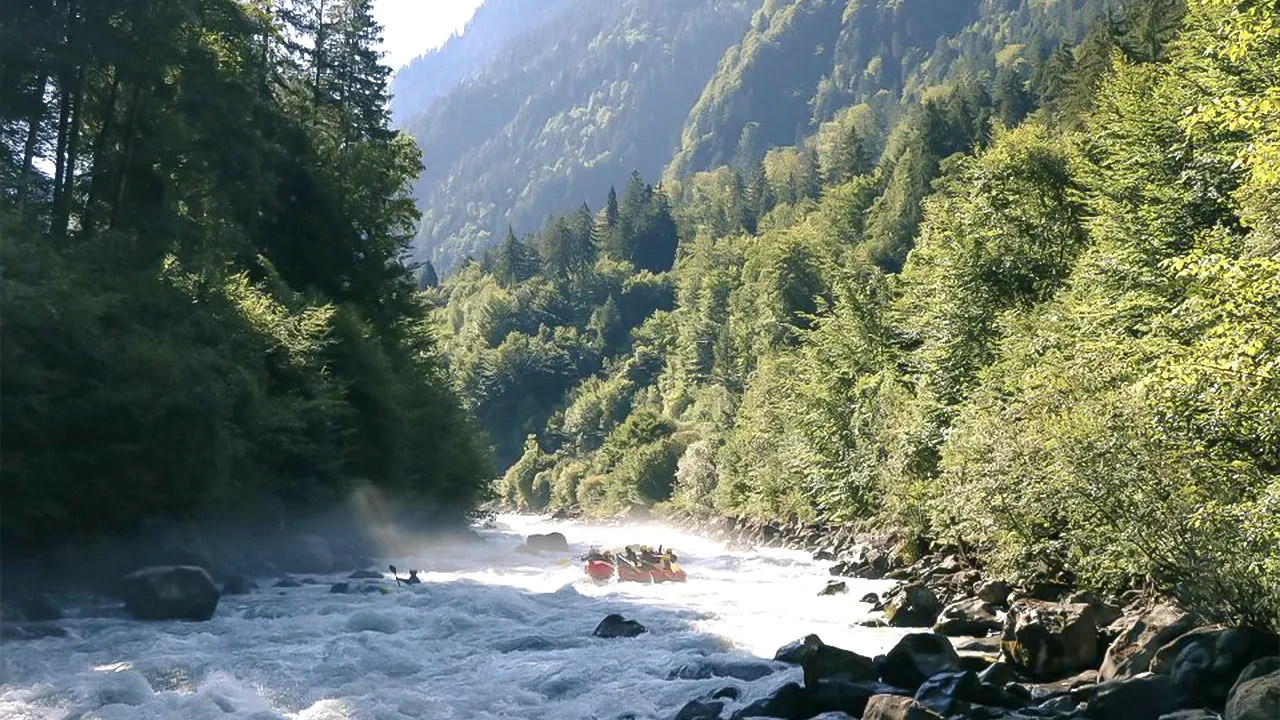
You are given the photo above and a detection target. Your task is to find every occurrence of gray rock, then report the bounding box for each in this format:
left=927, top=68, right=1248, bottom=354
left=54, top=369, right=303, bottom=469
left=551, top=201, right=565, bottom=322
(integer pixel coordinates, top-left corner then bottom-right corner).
left=1158, top=710, right=1221, bottom=720
left=885, top=584, right=944, bottom=628
left=525, top=532, right=569, bottom=553
left=1154, top=626, right=1279, bottom=709
left=121, top=566, right=220, bottom=621
left=1225, top=668, right=1279, bottom=720
left=1002, top=599, right=1101, bottom=680
left=861, top=592, right=881, bottom=604
left=1083, top=672, right=1179, bottom=720
left=221, top=574, right=255, bottom=595
left=273, top=578, right=303, bottom=588
left=593, top=613, right=646, bottom=638
left=933, top=597, right=1003, bottom=637
left=1100, top=603, right=1196, bottom=680
left=861, top=694, right=943, bottom=720
left=348, top=569, right=383, bottom=579
left=977, top=581, right=1012, bottom=606
left=877, top=632, right=962, bottom=692
left=730, top=681, right=811, bottom=720
left=820, top=580, right=849, bottom=597
left=674, top=699, right=723, bottom=720
left=329, top=583, right=350, bottom=594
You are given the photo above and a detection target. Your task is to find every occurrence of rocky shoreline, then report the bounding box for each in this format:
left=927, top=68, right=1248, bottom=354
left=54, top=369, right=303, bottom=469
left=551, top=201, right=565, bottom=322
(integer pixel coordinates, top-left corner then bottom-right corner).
left=5, top=509, right=1277, bottom=720
left=661, top=512, right=1279, bottom=720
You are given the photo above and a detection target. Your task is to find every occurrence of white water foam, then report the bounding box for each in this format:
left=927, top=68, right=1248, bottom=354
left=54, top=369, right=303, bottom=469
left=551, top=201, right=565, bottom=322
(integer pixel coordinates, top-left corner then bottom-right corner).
left=0, top=514, right=909, bottom=719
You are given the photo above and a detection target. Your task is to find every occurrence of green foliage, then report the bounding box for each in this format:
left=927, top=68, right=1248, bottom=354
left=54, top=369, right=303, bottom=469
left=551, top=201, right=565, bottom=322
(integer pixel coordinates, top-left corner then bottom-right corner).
left=0, top=0, right=490, bottom=546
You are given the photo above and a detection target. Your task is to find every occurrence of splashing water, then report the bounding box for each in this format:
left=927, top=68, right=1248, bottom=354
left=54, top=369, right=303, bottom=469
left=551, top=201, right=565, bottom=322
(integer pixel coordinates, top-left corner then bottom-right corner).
left=0, top=514, right=909, bottom=719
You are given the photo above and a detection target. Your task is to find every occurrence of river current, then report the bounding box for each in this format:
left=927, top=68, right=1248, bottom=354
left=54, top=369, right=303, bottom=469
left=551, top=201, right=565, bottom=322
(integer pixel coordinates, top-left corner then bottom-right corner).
left=0, top=514, right=910, bottom=719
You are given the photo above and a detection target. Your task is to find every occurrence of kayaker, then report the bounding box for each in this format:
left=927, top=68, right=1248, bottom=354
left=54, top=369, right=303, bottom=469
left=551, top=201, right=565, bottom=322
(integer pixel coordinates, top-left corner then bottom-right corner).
left=406, top=570, right=422, bottom=585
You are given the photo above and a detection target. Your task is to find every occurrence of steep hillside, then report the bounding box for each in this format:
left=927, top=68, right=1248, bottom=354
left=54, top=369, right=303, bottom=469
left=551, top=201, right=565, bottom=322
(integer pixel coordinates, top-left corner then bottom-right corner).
left=667, top=0, right=1111, bottom=177
left=388, top=0, right=575, bottom=126
left=400, top=0, right=759, bottom=273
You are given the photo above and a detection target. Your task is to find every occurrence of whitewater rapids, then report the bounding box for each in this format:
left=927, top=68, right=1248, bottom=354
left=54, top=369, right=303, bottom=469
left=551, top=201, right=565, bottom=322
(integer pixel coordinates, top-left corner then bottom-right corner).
left=0, top=514, right=912, bottom=719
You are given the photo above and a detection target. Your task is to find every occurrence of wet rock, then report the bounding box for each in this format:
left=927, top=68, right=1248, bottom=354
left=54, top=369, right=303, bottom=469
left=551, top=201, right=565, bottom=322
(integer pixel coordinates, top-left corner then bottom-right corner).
left=593, top=613, right=646, bottom=638
left=1231, top=658, right=1280, bottom=696
left=861, top=694, right=943, bottom=720
left=348, top=569, right=383, bottom=580
left=1100, top=603, right=1197, bottom=680
left=884, top=584, right=943, bottom=628
left=933, top=598, right=1003, bottom=637
left=730, top=681, right=811, bottom=720
left=977, top=581, right=1012, bottom=606
left=1068, top=590, right=1123, bottom=628
left=1001, top=600, right=1100, bottom=680
left=1224, top=667, right=1279, bottom=720
left=820, top=580, right=849, bottom=597
left=877, top=633, right=962, bottom=691
left=1039, top=694, right=1081, bottom=714
left=221, top=574, right=255, bottom=595
left=120, top=566, right=220, bottom=621
left=1153, top=626, right=1279, bottom=709
left=861, top=592, right=881, bottom=604
left=273, top=578, right=303, bottom=588
left=809, top=678, right=906, bottom=716
left=525, top=532, right=569, bottom=553
left=774, top=634, right=877, bottom=686
left=329, top=583, right=350, bottom=594
left=1082, top=672, right=1178, bottom=720
left=913, top=670, right=981, bottom=715
left=858, top=617, right=890, bottom=628
left=674, top=699, right=723, bottom=720
left=977, top=661, right=1019, bottom=688
left=710, top=686, right=740, bottom=701
left=955, top=636, right=1002, bottom=654
left=814, top=549, right=838, bottom=561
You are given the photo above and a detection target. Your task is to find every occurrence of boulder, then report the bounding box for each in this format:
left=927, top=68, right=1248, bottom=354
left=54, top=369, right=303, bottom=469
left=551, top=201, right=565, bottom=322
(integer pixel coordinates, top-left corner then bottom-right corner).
left=329, top=583, right=350, bottom=594
left=730, top=682, right=811, bottom=720
left=1231, top=658, right=1280, bottom=696
left=1100, top=603, right=1196, bottom=680
left=668, top=659, right=777, bottom=682
left=1082, top=672, right=1179, bottom=720
left=913, top=670, right=981, bottom=715
left=674, top=699, right=723, bottom=720
left=861, top=694, right=943, bottom=720
left=1158, top=711, right=1222, bottom=720
left=976, top=581, right=1012, bottom=606
left=348, top=569, right=383, bottom=579
left=120, top=566, right=220, bottom=621
left=877, top=633, right=962, bottom=691
left=773, top=634, right=877, bottom=686
left=1068, top=591, right=1123, bottom=628
left=819, top=580, right=849, bottom=597
left=933, top=598, right=1003, bottom=637
left=593, top=613, right=646, bottom=638
left=977, top=661, right=1019, bottom=687
left=220, top=574, right=255, bottom=595
left=710, top=686, right=740, bottom=701
left=1225, top=668, right=1279, bottom=720
left=1001, top=600, right=1100, bottom=680
left=884, top=584, right=944, bottom=628
left=526, top=532, right=569, bottom=553
left=273, top=578, right=303, bottom=588
left=1153, top=626, right=1279, bottom=709
left=861, top=592, right=881, bottom=605
left=1013, top=581, right=1072, bottom=602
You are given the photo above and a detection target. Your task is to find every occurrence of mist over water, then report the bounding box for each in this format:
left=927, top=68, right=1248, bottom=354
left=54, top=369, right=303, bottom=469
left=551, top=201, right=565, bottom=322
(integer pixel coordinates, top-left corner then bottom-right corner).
left=0, top=514, right=907, bottom=720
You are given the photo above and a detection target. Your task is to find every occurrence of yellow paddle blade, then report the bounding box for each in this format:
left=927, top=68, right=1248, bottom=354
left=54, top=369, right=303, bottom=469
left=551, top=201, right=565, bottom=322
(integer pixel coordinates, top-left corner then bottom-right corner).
left=556, top=558, right=572, bottom=566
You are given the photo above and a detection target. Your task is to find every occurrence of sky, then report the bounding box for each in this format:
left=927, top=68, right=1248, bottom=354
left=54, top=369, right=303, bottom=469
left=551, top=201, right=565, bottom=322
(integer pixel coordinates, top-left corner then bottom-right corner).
left=372, top=0, right=486, bottom=72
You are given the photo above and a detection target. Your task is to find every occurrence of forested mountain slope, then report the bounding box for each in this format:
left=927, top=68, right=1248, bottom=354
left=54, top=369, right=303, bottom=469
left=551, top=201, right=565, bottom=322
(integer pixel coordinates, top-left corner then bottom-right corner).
left=388, top=0, right=576, bottom=126
left=667, top=0, right=1119, bottom=177
left=431, top=0, right=1280, bottom=629
left=398, top=0, right=759, bottom=273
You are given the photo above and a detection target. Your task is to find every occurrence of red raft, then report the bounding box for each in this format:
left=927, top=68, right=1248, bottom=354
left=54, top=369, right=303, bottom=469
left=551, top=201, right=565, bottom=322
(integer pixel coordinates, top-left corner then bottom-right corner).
left=582, top=559, right=687, bottom=584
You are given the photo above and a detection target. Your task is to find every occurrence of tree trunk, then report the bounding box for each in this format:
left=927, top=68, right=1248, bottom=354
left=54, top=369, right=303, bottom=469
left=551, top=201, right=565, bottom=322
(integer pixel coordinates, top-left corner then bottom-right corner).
left=82, top=69, right=121, bottom=236
left=52, top=65, right=85, bottom=242
left=109, top=84, right=143, bottom=230
left=17, top=69, right=48, bottom=215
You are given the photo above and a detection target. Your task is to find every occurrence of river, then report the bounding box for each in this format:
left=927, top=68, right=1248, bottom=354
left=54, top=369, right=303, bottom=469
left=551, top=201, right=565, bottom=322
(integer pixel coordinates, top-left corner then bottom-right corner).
left=0, top=514, right=911, bottom=719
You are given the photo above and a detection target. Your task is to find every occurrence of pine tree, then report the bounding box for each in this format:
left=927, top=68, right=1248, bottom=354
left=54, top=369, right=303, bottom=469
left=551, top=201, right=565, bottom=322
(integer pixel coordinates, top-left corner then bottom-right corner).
left=418, top=260, right=440, bottom=289
left=494, top=226, right=536, bottom=288
left=994, top=65, right=1032, bottom=128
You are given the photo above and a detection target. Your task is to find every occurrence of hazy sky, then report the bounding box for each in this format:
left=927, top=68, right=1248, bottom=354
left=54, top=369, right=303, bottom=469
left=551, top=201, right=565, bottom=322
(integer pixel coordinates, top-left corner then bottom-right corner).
left=372, top=0, right=485, bottom=72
